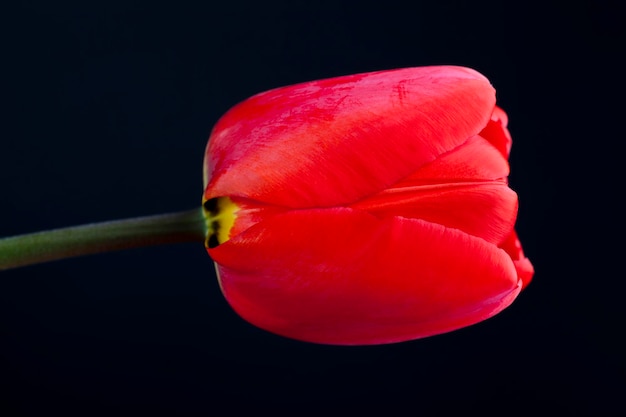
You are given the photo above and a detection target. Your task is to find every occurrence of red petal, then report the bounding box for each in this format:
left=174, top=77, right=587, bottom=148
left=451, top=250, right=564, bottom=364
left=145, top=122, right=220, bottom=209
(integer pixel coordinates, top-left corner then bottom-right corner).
left=351, top=182, right=518, bottom=246
left=480, top=105, right=512, bottom=158
left=499, top=230, right=534, bottom=289
left=396, top=135, right=510, bottom=185
left=209, top=208, right=520, bottom=345
left=204, top=66, right=496, bottom=208
left=350, top=135, right=518, bottom=245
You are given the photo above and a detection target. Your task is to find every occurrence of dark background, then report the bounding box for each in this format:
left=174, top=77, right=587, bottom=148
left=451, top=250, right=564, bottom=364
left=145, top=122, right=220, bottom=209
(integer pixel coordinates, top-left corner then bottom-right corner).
left=1, top=1, right=624, bottom=416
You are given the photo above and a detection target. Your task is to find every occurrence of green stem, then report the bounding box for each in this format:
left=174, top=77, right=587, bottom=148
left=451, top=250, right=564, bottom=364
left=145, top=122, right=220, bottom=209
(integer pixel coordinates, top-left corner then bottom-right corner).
left=0, top=208, right=207, bottom=271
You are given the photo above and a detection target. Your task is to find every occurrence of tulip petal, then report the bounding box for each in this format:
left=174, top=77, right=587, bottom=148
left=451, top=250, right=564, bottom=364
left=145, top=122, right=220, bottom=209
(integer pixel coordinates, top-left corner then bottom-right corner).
left=480, top=106, right=512, bottom=158
left=350, top=134, right=518, bottom=245
left=500, top=230, right=534, bottom=289
left=209, top=208, right=520, bottom=345
left=396, top=135, right=510, bottom=185
left=350, top=181, right=518, bottom=246
left=204, top=66, right=496, bottom=208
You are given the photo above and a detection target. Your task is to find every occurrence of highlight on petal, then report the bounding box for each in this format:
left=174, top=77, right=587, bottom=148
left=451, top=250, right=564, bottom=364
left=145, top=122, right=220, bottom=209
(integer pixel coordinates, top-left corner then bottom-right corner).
left=203, top=66, right=496, bottom=208
left=209, top=208, right=521, bottom=345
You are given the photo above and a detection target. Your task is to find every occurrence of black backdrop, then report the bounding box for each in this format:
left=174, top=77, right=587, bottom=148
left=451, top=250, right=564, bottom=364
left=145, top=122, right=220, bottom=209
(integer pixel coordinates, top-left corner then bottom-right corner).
left=2, top=1, right=624, bottom=416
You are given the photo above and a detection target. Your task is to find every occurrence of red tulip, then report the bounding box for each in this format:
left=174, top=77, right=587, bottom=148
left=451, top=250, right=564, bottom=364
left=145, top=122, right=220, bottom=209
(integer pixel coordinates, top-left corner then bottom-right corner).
left=203, top=66, right=533, bottom=345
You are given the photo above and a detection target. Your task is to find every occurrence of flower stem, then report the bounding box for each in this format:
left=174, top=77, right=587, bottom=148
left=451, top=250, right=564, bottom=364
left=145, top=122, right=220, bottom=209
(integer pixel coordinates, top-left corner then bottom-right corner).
left=0, top=208, right=207, bottom=271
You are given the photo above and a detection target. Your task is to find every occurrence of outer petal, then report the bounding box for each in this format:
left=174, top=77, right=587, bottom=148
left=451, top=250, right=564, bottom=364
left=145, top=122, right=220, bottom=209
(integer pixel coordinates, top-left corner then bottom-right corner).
left=396, top=135, right=510, bottom=186
left=204, top=66, right=496, bottom=208
left=209, top=208, right=521, bottom=345
left=350, top=182, right=518, bottom=246
left=480, top=105, right=512, bottom=158
left=500, top=230, right=534, bottom=289
left=351, top=135, right=518, bottom=245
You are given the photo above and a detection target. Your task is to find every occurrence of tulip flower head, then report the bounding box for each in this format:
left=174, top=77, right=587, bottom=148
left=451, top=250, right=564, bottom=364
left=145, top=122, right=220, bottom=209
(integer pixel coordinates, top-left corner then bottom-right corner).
left=0, top=65, right=532, bottom=346
left=202, top=66, right=533, bottom=345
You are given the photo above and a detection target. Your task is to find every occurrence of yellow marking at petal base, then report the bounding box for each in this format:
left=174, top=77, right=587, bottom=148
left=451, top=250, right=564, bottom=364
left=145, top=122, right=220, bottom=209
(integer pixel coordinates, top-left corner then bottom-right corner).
left=215, top=197, right=239, bottom=244
left=203, top=196, right=240, bottom=248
